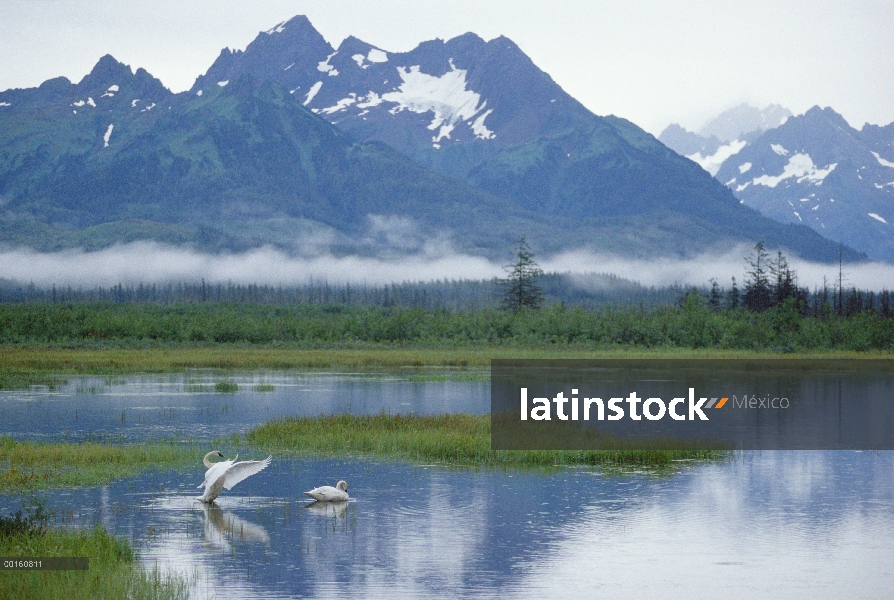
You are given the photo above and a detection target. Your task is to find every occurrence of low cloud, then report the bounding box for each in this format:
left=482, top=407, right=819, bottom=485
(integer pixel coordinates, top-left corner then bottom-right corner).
left=0, top=242, right=892, bottom=291
left=543, top=247, right=894, bottom=291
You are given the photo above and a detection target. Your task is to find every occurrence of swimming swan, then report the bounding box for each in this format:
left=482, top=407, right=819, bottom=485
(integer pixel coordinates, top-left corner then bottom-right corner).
left=198, top=451, right=272, bottom=503
left=304, top=480, right=349, bottom=502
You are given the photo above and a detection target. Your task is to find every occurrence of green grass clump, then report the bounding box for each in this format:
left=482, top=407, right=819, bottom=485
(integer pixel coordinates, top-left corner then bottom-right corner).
left=246, top=413, right=722, bottom=467
left=0, top=437, right=196, bottom=493
left=254, top=383, right=275, bottom=392
left=0, top=371, right=65, bottom=391
left=213, top=380, right=239, bottom=393
left=0, top=505, right=190, bottom=599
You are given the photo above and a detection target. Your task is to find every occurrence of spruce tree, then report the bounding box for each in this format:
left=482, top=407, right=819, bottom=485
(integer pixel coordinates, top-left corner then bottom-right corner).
left=501, top=237, right=545, bottom=311
left=744, top=242, right=773, bottom=312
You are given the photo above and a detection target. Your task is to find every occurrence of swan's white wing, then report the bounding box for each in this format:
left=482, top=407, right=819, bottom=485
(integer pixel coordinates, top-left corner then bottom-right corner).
left=199, top=459, right=234, bottom=489
left=222, top=456, right=272, bottom=490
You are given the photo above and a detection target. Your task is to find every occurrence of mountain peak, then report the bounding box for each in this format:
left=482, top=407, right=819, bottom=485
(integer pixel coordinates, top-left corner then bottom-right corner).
left=802, top=105, right=850, bottom=127
left=699, top=103, right=792, bottom=142
left=266, top=14, right=315, bottom=34
left=191, top=15, right=333, bottom=93
left=78, top=54, right=134, bottom=90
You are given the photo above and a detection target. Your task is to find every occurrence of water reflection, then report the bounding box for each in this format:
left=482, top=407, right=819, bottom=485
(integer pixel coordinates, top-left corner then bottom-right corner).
left=0, top=371, right=489, bottom=442
left=200, top=503, right=271, bottom=548
left=2, top=452, right=892, bottom=598
left=304, top=501, right=349, bottom=519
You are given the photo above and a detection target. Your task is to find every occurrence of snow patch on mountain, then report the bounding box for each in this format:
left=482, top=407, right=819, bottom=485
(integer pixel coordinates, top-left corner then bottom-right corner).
left=304, top=81, right=323, bottom=106
left=265, top=22, right=286, bottom=35
left=367, top=49, right=388, bottom=63
left=356, top=92, right=384, bottom=108
left=317, top=53, right=339, bottom=77
left=872, top=152, right=894, bottom=169
left=0, top=102, right=10, bottom=108
left=470, top=109, right=495, bottom=140
left=771, top=144, right=789, bottom=156
left=320, top=94, right=358, bottom=115
left=380, top=62, right=494, bottom=142
left=351, top=49, right=388, bottom=69
left=869, top=213, right=888, bottom=224
left=751, top=154, right=837, bottom=188
left=103, top=124, right=114, bottom=148
left=739, top=162, right=752, bottom=174
left=687, top=140, right=746, bottom=176
left=217, top=81, right=229, bottom=87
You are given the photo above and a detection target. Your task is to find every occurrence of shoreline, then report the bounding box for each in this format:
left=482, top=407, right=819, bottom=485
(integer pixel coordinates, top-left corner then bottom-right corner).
left=3, top=346, right=891, bottom=379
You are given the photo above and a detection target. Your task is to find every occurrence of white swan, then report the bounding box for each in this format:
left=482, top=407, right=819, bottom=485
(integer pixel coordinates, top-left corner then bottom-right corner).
left=198, top=451, right=272, bottom=503
left=303, top=480, right=348, bottom=502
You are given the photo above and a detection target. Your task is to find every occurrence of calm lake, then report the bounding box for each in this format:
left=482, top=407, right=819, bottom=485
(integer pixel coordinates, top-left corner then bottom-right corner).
left=1, top=373, right=893, bottom=598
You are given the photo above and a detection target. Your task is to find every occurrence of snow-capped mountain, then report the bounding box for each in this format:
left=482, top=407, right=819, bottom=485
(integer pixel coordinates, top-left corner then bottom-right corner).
left=0, top=16, right=862, bottom=263
left=716, top=107, right=894, bottom=261
left=180, top=16, right=856, bottom=261
left=191, top=15, right=593, bottom=161
left=659, top=104, right=791, bottom=176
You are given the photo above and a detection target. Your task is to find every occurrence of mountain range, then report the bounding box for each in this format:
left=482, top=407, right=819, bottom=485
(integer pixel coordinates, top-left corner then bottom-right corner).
left=0, top=15, right=863, bottom=263
left=661, top=105, right=894, bottom=261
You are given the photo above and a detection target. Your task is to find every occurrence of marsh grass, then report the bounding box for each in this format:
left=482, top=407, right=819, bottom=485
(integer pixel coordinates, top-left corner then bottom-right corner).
left=0, top=370, right=65, bottom=391
left=246, top=413, right=723, bottom=467
left=0, top=437, right=196, bottom=493
left=0, top=505, right=190, bottom=599
left=213, top=380, right=239, bottom=393
left=1, top=346, right=883, bottom=387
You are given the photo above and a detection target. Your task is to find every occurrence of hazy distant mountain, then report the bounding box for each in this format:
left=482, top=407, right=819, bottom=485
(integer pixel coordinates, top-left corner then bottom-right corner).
left=716, top=107, right=894, bottom=261
left=0, top=17, right=861, bottom=263
left=701, top=104, right=792, bottom=143
left=659, top=104, right=791, bottom=176
left=660, top=102, right=894, bottom=261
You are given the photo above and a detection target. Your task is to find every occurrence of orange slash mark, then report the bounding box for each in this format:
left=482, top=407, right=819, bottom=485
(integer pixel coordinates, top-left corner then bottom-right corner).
left=715, top=397, right=728, bottom=409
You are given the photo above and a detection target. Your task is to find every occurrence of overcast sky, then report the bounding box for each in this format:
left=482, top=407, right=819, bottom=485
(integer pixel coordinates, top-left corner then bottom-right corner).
left=1, top=0, right=893, bottom=135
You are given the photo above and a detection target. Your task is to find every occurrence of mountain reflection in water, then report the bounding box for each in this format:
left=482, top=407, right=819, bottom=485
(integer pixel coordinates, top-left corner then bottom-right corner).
left=3, top=452, right=891, bottom=599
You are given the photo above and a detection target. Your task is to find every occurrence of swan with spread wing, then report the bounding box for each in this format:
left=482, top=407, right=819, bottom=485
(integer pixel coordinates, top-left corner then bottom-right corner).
left=198, top=451, right=272, bottom=503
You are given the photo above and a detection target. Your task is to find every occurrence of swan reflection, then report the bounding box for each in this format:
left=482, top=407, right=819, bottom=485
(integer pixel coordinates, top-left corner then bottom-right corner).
left=304, top=499, right=349, bottom=518
left=199, top=502, right=271, bottom=550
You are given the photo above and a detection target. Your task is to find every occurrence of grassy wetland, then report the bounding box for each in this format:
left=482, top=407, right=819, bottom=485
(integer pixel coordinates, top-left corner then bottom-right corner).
left=0, top=505, right=190, bottom=599
left=0, top=296, right=887, bottom=597
left=0, top=299, right=889, bottom=477
left=0, top=437, right=196, bottom=493
left=244, top=413, right=724, bottom=468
